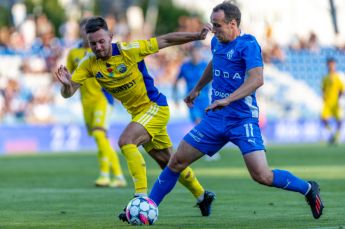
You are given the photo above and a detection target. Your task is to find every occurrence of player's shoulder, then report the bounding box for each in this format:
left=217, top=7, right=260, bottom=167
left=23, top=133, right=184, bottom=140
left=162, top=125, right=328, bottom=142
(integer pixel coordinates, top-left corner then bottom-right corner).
left=118, top=40, right=141, bottom=51
left=78, top=52, right=95, bottom=65
left=238, top=34, right=259, bottom=44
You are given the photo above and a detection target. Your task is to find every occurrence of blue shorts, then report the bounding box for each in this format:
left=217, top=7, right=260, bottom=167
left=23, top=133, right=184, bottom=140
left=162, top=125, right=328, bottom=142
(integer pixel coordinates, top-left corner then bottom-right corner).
left=183, top=113, right=265, bottom=156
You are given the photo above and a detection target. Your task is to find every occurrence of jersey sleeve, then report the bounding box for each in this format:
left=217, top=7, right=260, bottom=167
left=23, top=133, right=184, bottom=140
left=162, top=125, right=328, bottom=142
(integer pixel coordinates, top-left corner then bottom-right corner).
left=118, top=37, right=159, bottom=62
left=71, top=55, right=93, bottom=85
left=242, top=37, right=264, bottom=72
left=66, top=50, right=76, bottom=73
left=177, top=63, right=186, bottom=80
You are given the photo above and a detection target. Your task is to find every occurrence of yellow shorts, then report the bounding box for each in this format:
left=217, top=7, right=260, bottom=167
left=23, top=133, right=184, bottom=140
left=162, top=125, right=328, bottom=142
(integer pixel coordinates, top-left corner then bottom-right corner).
left=321, top=103, right=342, bottom=120
left=82, top=101, right=111, bottom=135
left=132, top=103, right=172, bottom=152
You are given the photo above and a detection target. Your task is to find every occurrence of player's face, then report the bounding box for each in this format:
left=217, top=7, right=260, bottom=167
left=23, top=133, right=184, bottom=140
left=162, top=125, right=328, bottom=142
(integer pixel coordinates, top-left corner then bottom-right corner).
left=87, top=29, right=112, bottom=60
left=327, top=61, right=336, bottom=72
left=191, top=49, right=201, bottom=64
left=211, top=10, right=238, bottom=43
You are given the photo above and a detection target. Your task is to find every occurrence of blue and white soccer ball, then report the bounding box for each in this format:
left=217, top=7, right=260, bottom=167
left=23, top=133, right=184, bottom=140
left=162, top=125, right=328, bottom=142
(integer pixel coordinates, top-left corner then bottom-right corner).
left=125, top=196, right=158, bottom=225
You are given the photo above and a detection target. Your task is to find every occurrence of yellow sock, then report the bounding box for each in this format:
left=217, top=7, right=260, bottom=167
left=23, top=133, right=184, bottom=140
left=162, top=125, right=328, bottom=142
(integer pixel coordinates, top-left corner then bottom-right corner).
left=121, top=144, right=147, bottom=194
left=92, top=130, right=110, bottom=175
left=179, top=166, right=204, bottom=198
left=108, top=149, right=124, bottom=177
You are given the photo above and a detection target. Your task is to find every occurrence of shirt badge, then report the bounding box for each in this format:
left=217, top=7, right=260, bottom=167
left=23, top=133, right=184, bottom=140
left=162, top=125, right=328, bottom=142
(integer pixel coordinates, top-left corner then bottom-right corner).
left=227, top=49, right=234, bottom=60
left=116, top=64, right=127, bottom=73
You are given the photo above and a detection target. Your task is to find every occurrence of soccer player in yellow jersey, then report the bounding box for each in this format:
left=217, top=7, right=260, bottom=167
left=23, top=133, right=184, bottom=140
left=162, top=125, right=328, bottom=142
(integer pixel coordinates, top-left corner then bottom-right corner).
left=56, top=16, right=215, bottom=220
left=321, top=57, right=345, bottom=145
left=66, top=19, right=126, bottom=187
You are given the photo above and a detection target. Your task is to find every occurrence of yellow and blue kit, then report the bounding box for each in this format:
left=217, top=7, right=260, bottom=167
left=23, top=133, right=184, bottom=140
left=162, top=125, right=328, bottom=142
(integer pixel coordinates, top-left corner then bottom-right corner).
left=71, top=38, right=172, bottom=151
left=67, top=44, right=114, bottom=134
left=321, top=72, right=345, bottom=120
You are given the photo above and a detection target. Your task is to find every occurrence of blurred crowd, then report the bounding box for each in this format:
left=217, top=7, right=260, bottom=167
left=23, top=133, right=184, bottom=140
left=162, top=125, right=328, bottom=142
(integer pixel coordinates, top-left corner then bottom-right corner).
left=0, top=10, right=211, bottom=124
left=1, top=4, right=345, bottom=125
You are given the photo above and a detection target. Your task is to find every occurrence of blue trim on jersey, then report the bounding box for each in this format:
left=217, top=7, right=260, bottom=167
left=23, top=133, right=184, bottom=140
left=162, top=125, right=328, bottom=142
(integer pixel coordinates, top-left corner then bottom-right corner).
left=137, top=60, right=168, bottom=106
left=77, top=41, right=83, bottom=48
left=102, top=88, right=114, bottom=105
left=112, top=43, right=120, bottom=56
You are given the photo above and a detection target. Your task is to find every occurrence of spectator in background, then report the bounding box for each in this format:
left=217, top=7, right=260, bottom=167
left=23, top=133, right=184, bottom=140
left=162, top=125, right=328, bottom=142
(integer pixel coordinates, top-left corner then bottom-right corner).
left=173, top=45, right=209, bottom=125
left=307, top=32, right=320, bottom=52
left=173, top=44, right=220, bottom=161
left=321, top=57, right=345, bottom=145
left=65, top=18, right=127, bottom=187
left=0, top=78, right=33, bottom=123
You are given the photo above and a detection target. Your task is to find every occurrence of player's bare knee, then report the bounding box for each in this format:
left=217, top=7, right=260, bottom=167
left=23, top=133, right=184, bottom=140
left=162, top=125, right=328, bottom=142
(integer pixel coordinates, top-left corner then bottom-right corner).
left=168, top=155, right=186, bottom=173
left=251, top=172, right=272, bottom=186
left=118, top=135, right=133, bottom=148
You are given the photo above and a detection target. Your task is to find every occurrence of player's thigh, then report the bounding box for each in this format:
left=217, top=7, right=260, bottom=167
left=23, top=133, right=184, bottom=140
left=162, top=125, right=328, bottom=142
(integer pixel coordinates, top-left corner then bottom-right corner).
left=333, top=105, right=343, bottom=120
left=82, top=105, right=92, bottom=134
left=321, top=104, right=332, bottom=120
left=119, top=122, right=151, bottom=146
left=89, top=102, right=111, bottom=130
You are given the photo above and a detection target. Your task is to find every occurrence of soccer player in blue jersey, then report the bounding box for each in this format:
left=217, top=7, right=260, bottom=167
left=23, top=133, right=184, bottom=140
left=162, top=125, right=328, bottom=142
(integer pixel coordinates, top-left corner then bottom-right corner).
left=149, top=1, right=324, bottom=219
left=173, top=45, right=220, bottom=161
left=173, top=45, right=210, bottom=124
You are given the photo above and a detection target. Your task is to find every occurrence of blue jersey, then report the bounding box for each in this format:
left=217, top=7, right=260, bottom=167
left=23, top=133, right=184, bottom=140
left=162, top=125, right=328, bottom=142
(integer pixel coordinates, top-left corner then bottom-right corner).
left=210, top=34, right=263, bottom=119
left=177, top=61, right=209, bottom=99
left=177, top=60, right=210, bottom=123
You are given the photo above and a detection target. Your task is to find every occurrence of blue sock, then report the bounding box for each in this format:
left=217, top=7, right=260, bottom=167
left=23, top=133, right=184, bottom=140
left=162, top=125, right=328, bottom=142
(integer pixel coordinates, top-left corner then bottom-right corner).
left=272, top=169, right=310, bottom=195
left=149, top=167, right=180, bottom=206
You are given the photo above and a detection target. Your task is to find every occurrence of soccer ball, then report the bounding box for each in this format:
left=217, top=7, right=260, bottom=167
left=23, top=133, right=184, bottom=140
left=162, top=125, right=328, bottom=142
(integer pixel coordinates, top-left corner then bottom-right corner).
left=125, top=196, right=158, bottom=225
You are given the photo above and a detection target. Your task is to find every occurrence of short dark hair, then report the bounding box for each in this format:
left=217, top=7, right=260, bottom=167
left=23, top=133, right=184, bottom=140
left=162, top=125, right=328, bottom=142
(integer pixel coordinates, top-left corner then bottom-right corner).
left=213, top=1, right=241, bottom=26
left=326, top=57, right=336, bottom=63
left=85, top=16, right=108, bottom=33
left=79, top=18, right=89, bottom=28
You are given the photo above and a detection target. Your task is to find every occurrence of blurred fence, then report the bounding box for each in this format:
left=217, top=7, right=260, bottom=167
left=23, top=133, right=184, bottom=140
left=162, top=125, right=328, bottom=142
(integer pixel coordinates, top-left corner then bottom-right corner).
left=1, top=119, right=344, bottom=154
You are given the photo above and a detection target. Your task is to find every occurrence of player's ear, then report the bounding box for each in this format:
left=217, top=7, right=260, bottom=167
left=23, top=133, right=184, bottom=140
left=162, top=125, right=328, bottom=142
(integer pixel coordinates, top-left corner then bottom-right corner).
left=109, top=32, right=113, bottom=40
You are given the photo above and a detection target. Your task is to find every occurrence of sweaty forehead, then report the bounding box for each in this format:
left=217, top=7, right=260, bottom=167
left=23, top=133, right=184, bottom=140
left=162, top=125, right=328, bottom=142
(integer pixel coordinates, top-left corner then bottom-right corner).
left=87, top=29, right=109, bottom=42
left=211, top=10, right=225, bottom=23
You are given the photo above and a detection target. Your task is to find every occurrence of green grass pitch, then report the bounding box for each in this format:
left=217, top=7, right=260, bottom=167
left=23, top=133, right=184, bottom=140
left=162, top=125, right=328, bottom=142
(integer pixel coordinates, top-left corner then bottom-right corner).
left=0, top=144, right=344, bottom=228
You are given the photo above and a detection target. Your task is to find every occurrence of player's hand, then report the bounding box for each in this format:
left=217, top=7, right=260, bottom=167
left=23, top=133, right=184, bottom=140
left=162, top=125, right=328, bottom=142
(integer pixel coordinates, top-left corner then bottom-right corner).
left=205, top=98, right=230, bottom=112
left=199, top=24, right=212, bottom=40
left=184, top=89, right=199, bottom=108
left=55, top=65, right=72, bottom=86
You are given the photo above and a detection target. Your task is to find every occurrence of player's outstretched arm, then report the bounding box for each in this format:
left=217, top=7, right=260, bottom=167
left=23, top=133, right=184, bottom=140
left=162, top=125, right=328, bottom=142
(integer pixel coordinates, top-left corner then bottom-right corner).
left=206, top=67, right=263, bottom=112
left=184, top=61, right=213, bottom=107
left=55, top=65, right=80, bottom=98
left=157, top=24, right=212, bottom=49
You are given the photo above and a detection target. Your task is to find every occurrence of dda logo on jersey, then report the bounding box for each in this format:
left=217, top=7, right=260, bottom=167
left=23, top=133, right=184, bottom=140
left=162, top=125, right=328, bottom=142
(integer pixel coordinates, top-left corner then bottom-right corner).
left=116, top=64, right=127, bottom=73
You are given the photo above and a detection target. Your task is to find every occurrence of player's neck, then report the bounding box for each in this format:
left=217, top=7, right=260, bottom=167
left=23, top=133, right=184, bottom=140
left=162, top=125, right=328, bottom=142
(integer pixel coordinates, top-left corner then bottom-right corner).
left=227, top=29, right=240, bottom=42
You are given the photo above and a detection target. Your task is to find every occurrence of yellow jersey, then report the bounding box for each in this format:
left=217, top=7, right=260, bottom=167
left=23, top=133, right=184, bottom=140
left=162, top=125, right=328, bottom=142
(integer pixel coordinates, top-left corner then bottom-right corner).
left=321, top=72, right=345, bottom=107
left=71, top=38, right=167, bottom=115
left=67, top=45, right=113, bottom=106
